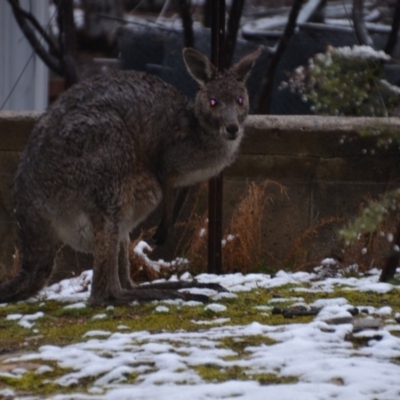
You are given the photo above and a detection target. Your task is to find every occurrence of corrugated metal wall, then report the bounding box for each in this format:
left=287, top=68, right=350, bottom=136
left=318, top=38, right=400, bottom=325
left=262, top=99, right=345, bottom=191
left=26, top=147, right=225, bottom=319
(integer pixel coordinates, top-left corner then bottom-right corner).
left=0, top=0, right=48, bottom=111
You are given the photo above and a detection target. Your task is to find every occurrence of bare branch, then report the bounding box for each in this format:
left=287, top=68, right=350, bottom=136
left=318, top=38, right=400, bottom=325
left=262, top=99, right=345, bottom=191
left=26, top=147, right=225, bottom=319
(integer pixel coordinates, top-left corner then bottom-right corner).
left=255, top=0, right=304, bottom=114
left=352, top=0, right=374, bottom=47
left=8, top=0, right=61, bottom=58
left=7, top=0, right=64, bottom=76
left=384, top=0, right=400, bottom=55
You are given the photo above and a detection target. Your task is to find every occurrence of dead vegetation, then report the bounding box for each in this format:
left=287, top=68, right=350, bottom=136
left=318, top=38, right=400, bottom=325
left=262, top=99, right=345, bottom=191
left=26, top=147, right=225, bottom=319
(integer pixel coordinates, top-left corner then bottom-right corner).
left=183, top=181, right=286, bottom=274
left=0, top=247, right=20, bottom=282
left=128, top=231, right=189, bottom=282
left=221, top=181, right=286, bottom=273
left=284, top=217, right=344, bottom=272
left=284, top=196, right=400, bottom=276
left=340, top=203, right=400, bottom=275
left=129, top=180, right=286, bottom=280
left=7, top=184, right=400, bottom=285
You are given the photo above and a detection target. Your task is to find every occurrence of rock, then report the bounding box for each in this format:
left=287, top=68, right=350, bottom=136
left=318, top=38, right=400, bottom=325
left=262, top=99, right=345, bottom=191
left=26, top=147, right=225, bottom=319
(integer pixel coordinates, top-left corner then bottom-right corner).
left=324, top=316, right=354, bottom=325
left=319, top=325, right=336, bottom=333
left=271, top=307, right=282, bottom=315
left=347, top=307, right=359, bottom=316
left=283, top=311, right=294, bottom=319
left=353, top=317, right=382, bottom=332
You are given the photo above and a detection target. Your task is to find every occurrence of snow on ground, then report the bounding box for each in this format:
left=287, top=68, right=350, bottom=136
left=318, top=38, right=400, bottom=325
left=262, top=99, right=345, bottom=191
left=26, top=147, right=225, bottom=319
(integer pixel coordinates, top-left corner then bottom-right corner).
left=2, top=265, right=400, bottom=400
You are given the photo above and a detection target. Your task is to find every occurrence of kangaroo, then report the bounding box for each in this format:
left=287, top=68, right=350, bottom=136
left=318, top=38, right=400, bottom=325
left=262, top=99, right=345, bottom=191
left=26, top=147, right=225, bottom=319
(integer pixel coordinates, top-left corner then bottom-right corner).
left=0, top=47, right=261, bottom=305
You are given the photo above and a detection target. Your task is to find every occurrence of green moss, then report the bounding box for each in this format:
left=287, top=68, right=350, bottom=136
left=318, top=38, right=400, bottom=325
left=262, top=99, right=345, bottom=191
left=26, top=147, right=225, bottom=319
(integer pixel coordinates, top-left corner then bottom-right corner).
left=358, top=124, right=400, bottom=148
left=336, top=289, right=400, bottom=311
left=0, top=358, right=142, bottom=396
left=218, top=335, right=276, bottom=356
left=340, top=193, right=400, bottom=244
left=2, top=284, right=398, bottom=352
left=194, top=364, right=298, bottom=385
left=345, top=333, right=376, bottom=349
left=0, top=361, right=73, bottom=397
left=391, top=357, right=400, bottom=366
left=53, top=307, right=93, bottom=318
left=1, top=277, right=400, bottom=397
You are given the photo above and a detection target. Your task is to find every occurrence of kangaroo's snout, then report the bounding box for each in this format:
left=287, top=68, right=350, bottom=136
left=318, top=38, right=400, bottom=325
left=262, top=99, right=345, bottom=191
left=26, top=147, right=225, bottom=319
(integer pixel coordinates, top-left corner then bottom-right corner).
left=226, top=124, right=239, bottom=140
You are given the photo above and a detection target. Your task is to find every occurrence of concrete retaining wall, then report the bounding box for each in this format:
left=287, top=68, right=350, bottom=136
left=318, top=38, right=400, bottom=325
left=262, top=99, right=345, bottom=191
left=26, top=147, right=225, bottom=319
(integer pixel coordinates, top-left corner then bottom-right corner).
left=1, top=112, right=399, bottom=278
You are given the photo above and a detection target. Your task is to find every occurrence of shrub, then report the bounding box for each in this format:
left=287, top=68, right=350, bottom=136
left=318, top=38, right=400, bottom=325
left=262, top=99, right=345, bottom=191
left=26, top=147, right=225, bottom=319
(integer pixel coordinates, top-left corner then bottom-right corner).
left=281, top=45, right=399, bottom=116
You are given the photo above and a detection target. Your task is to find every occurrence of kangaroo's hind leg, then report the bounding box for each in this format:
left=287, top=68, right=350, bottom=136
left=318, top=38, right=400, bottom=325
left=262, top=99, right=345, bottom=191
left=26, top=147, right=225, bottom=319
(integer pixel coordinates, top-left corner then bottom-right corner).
left=0, top=208, right=59, bottom=303
left=89, top=215, right=212, bottom=304
left=118, top=238, right=135, bottom=290
left=89, top=214, right=123, bottom=305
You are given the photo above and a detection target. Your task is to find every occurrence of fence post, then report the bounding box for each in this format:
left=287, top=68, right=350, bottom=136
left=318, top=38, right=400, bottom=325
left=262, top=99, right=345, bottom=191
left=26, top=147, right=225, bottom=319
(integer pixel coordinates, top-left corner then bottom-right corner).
left=208, top=0, right=225, bottom=274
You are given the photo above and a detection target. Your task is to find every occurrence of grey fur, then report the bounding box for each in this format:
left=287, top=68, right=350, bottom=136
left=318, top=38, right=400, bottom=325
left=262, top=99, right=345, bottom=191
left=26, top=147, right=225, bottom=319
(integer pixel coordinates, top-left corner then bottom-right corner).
left=0, top=47, right=261, bottom=305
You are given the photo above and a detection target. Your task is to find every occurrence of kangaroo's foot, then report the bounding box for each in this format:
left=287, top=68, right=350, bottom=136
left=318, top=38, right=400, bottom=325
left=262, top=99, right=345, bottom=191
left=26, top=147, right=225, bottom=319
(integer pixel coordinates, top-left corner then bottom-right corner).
left=89, top=287, right=209, bottom=306
left=137, top=280, right=228, bottom=293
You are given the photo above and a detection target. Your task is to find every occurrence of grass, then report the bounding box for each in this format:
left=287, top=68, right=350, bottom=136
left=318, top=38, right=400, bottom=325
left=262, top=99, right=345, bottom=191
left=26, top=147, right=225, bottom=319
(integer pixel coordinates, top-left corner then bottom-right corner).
left=194, top=363, right=299, bottom=385
left=123, top=179, right=400, bottom=282
left=125, top=180, right=282, bottom=280
left=181, top=181, right=286, bottom=274
left=1, top=279, right=400, bottom=397
left=2, top=177, right=400, bottom=398
left=0, top=287, right=284, bottom=397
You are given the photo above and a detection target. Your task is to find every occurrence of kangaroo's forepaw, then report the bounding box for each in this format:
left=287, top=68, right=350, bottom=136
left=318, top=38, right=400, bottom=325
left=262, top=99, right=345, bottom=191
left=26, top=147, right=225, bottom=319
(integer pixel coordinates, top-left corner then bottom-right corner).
left=152, top=229, right=167, bottom=246
left=137, top=280, right=229, bottom=294
left=192, top=282, right=229, bottom=293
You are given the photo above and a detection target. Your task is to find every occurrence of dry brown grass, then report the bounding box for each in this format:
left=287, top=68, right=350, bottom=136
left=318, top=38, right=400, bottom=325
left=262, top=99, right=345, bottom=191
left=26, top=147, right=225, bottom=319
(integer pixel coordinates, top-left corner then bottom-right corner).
left=340, top=207, right=400, bottom=274
left=284, top=196, right=400, bottom=275
left=128, top=228, right=190, bottom=282
left=173, top=183, right=209, bottom=267
left=222, top=181, right=284, bottom=273
left=0, top=247, right=20, bottom=282
left=128, top=231, right=159, bottom=282
left=183, top=180, right=285, bottom=274
left=180, top=211, right=209, bottom=274
left=284, top=217, right=344, bottom=272
left=129, top=180, right=392, bottom=279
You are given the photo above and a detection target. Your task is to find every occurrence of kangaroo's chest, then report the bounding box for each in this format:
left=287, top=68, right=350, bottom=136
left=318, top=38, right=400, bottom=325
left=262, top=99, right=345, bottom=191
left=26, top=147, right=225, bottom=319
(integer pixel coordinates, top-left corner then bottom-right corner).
left=175, top=139, right=239, bottom=187
left=176, top=165, right=225, bottom=187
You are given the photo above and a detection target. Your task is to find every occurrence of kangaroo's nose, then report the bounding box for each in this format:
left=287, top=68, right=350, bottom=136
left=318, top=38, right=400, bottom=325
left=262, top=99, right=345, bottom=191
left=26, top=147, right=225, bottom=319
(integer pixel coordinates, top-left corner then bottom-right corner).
left=226, top=124, right=239, bottom=140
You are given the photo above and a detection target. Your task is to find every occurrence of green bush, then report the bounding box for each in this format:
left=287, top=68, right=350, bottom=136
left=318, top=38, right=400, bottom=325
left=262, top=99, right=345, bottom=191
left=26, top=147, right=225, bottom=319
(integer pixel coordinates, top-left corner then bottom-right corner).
left=282, top=45, right=399, bottom=117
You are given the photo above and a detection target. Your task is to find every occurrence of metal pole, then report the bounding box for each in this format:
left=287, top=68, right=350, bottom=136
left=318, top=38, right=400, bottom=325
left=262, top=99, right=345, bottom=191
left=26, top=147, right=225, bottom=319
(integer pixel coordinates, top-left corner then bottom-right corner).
left=207, top=0, right=225, bottom=274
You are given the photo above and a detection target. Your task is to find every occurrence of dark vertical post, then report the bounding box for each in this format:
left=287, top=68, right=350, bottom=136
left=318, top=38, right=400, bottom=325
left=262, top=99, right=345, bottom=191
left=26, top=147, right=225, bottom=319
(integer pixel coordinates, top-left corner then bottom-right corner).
left=56, top=0, right=78, bottom=88
left=225, top=0, right=244, bottom=68
left=208, top=0, right=225, bottom=274
left=178, top=0, right=195, bottom=48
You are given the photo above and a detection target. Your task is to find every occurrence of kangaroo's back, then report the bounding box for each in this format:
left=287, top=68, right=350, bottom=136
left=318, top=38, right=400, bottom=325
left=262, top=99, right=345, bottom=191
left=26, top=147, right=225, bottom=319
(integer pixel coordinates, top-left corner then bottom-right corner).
left=1, top=47, right=262, bottom=305
left=26, top=69, right=189, bottom=154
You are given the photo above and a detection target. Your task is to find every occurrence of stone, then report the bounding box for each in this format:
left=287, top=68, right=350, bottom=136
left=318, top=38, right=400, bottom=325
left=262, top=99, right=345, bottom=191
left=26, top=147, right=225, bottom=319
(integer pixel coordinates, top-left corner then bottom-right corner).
left=353, top=317, right=382, bottom=332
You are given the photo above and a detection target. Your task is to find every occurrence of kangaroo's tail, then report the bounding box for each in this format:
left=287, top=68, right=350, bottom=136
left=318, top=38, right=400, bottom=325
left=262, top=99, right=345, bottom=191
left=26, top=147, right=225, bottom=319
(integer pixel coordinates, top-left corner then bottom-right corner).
left=0, top=252, right=55, bottom=304
left=0, top=269, right=35, bottom=303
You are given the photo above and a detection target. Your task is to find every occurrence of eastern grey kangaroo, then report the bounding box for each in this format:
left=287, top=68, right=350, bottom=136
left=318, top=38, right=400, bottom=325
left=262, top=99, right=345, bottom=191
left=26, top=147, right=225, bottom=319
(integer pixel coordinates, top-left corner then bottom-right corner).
left=0, top=47, right=261, bottom=305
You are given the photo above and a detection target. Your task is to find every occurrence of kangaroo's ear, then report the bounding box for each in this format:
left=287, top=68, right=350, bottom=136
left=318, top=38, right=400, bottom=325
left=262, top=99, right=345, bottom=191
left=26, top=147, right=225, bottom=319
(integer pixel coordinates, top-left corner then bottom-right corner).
left=183, top=48, right=217, bottom=86
left=231, top=47, right=263, bottom=82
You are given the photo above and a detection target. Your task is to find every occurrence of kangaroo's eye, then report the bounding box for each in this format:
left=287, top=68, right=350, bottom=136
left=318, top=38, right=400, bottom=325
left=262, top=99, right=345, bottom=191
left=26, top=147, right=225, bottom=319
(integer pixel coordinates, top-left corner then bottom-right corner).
left=210, top=98, right=217, bottom=107
left=237, top=97, right=244, bottom=105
